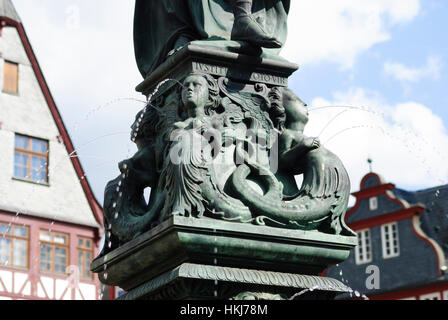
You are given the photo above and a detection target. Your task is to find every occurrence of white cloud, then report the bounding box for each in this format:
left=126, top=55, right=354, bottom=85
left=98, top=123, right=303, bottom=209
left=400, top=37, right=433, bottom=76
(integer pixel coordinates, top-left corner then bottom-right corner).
left=14, top=1, right=143, bottom=104
left=283, top=0, right=421, bottom=68
left=304, top=88, right=448, bottom=192
left=384, top=56, right=443, bottom=82
left=13, top=1, right=145, bottom=201
left=12, top=0, right=435, bottom=201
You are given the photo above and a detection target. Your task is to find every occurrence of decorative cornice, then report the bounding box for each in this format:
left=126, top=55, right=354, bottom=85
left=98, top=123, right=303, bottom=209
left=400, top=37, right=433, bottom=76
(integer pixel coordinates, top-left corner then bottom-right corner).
left=352, top=183, right=395, bottom=199
left=118, top=263, right=351, bottom=300
left=346, top=173, right=419, bottom=223
left=348, top=206, right=425, bottom=231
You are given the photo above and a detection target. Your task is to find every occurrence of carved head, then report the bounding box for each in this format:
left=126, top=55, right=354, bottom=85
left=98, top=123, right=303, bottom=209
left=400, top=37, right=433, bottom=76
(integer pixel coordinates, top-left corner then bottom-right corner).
left=180, top=73, right=219, bottom=117
left=282, top=88, right=309, bottom=125
left=268, top=87, right=286, bottom=131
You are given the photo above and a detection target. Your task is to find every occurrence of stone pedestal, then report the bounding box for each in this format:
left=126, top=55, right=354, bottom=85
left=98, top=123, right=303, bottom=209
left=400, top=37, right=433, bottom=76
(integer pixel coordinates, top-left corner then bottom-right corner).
left=135, top=41, right=298, bottom=98
left=91, top=216, right=356, bottom=300
left=92, top=43, right=358, bottom=300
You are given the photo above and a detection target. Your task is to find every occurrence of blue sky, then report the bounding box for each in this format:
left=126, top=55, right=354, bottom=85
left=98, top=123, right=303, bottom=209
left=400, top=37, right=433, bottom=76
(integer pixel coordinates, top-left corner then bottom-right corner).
left=290, top=0, right=447, bottom=119
left=12, top=0, right=448, bottom=204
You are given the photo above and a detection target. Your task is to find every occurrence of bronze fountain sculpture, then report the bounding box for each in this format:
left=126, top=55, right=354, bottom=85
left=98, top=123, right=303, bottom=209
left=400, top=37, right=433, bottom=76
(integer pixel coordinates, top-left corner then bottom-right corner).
left=92, top=0, right=357, bottom=300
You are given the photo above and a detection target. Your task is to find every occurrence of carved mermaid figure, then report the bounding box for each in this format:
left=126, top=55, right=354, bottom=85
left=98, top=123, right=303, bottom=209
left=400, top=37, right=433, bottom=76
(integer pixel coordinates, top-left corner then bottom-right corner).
left=160, top=73, right=213, bottom=218
left=100, top=79, right=354, bottom=254
left=231, top=87, right=355, bottom=235
left=159, top=73, right=228, bottom=220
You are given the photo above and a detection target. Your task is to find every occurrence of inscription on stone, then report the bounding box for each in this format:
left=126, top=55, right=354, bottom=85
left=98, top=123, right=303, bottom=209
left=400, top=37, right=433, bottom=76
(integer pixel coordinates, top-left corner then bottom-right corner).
left=192, top=62, right=288, bottom=86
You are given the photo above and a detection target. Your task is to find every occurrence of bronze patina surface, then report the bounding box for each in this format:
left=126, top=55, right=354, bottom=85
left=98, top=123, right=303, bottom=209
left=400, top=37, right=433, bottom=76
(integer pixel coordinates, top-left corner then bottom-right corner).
left=92, top=1, right=357, bottom=300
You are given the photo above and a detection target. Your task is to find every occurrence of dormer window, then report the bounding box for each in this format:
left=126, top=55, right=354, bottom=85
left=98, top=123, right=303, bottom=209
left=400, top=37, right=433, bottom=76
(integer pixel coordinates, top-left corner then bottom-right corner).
left=369, top=197, right=378, bottom=211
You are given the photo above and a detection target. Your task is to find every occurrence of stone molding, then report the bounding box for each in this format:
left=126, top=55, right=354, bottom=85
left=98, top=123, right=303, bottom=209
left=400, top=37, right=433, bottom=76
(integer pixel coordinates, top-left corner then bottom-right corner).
left=118, top=263, right=350, bottom=300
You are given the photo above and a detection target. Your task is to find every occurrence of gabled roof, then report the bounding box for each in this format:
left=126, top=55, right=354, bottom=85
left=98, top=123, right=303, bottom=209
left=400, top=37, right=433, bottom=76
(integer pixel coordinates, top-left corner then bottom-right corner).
left=349, top=171, right=448, bottom=268
left=327, top=172, right=448, bottom=296
left=346, top=172, right=424, bottom=225
left=0, top=0, right=20, bottom=22
left=388, top=183, right=448, bottom=257
left=0, top=8, right=103, bottom=229
left=391, top=187, right=417, bottom=205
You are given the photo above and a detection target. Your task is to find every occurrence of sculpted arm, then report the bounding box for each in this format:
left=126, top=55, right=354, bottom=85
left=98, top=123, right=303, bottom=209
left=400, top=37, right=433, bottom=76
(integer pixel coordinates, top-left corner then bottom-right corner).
left=279, top=132, right=320, bottom=168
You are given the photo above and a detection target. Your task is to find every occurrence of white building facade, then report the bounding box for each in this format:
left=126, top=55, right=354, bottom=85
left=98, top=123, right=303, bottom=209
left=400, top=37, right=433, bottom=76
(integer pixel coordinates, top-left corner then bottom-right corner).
left=0, top=0, right=103, bottom=300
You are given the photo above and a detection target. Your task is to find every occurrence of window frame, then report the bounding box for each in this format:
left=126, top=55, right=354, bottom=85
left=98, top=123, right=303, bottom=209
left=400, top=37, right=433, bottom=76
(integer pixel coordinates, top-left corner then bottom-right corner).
left=369, top=197, right=378, bottom=211
left=355, top=228, right=372, bottom=265
left=381, top=222, right=400, bottom=259
left=0, top=222, right=30, bottom=269
left=13, top=134, right=49, bottom=184
left=3, top=60, right=19, bottom=94
left=77, top=236, right=94, bottom=280
left=39, top=230, right=70, bottom=275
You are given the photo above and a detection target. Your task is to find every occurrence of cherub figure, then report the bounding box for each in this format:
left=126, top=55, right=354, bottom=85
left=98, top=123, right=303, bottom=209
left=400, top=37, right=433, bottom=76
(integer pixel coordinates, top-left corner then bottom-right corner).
left=230, top=86, right=356, bottom=235
left=273, top=87, right=321, bottom=172
left=273, top=87, right=355, bottom=235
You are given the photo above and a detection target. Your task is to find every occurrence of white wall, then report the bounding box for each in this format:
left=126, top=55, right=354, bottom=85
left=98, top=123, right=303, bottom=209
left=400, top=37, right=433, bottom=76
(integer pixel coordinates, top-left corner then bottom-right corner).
left=0, top=25, right=98, bottom=227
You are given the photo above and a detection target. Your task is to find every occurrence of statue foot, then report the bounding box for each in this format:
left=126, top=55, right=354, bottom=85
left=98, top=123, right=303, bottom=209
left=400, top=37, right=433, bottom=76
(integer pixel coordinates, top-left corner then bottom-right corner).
left=231, top=15, right=282, bottom=48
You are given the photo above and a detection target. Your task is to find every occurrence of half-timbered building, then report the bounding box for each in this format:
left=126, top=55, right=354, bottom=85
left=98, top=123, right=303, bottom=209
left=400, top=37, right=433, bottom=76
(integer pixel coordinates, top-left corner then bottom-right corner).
left=0, top=0, right=103, bottom=300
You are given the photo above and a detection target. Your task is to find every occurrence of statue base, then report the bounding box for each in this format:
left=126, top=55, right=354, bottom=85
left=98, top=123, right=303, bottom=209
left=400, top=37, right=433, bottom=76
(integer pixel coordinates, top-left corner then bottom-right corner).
left=92, top=41, right=358, bottom=300
left=91, top=216, right=356, bottom=300
left=115, top=263, right=351, bottom=300
left=135, top=41, right=299, bottom=97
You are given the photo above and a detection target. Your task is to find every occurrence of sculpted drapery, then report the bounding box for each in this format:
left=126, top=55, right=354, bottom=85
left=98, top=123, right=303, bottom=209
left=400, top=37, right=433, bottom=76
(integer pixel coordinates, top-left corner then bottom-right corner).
left=134, top=0, right=290, bottom=78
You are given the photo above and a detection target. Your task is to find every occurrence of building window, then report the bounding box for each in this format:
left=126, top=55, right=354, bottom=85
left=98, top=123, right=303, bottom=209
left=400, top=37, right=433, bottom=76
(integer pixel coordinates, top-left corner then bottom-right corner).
left=420, top=292, right=441, bottom=300
left=369, top=197, right=378, bottom=211
left=3, top=60, right=18, bottom=94
left=381, top=222, right=399, bottom=259
left=77, top=237, right=93, bottom=280
left=355, top=229, right=372, bottom=264
left=39, top=230, right=69, bottom=274
left=0, top=222, right=29, bottom=269
left=14, top=134, right=49, bottom=184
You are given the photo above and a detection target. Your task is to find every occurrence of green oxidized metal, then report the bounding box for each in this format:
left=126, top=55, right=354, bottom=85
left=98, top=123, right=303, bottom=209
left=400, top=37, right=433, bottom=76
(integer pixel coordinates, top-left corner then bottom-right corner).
left=92, top=0, right=357, bottom=300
